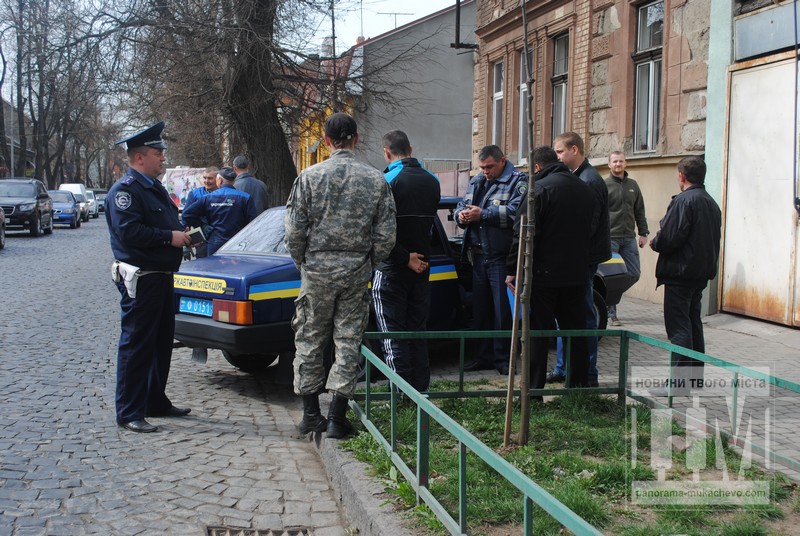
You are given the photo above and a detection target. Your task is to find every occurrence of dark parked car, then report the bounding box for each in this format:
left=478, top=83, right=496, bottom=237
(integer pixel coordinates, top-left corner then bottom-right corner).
left=48, top=190, right=81, bottom=229
left=172, top=197, right=629, bottom=374
left=92, top=189, right=108, bottom=213
left=0, top=178, right=53, bottom=236
left=0, top=206, right=5, bottom=249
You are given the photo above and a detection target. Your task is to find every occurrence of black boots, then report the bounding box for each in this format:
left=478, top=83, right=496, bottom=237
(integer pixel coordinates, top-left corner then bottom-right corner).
left=326, top=393, right=354, bottom=439
left=299, top=393, right=328, bottom=434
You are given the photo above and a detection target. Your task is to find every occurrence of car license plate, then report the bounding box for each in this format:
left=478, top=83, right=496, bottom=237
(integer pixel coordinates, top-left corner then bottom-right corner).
left=4, top=218, right=8, bottom=224
left=179, top=297, right=213, bottom=317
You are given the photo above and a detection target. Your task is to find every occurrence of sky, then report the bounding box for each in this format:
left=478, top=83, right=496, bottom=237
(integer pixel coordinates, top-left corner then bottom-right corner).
left=327, top=0, right=456, bottom=50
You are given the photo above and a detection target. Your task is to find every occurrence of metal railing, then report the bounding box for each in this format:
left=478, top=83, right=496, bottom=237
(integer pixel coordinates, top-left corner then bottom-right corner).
left=351, top=329, right=800, bottom=535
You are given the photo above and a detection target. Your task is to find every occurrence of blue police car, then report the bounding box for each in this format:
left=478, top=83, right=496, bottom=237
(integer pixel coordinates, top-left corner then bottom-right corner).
left=172, top=197, right=628, bottom=373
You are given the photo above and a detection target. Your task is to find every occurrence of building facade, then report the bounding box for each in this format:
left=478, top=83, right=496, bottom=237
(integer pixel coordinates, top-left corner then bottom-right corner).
left=473, top=0, right=712, bottom=305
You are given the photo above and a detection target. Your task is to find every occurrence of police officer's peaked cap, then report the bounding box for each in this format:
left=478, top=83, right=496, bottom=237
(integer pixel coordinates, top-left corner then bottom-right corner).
left=114, top=121, right=167, bottom=150
left=324, top=113, right=357, bottom=141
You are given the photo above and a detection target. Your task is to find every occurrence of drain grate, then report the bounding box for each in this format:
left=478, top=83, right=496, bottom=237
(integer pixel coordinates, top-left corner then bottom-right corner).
left=206, top=528, right=313, bottom=536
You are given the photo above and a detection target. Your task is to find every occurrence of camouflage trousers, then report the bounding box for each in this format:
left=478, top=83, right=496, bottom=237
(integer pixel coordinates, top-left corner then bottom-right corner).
left=291, top=268, right=370, bottom=398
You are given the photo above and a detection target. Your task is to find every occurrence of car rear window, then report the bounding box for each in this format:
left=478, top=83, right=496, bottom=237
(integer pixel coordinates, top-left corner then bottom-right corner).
left=50, top=191, right=73, bottom=203
left=217, top=206, right=290, bottom=255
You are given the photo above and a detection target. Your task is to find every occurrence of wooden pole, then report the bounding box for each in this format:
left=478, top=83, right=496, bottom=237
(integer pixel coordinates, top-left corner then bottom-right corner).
left=503, top=216, right=527, bottom=448
left=516, top=0, right=536, bottom=445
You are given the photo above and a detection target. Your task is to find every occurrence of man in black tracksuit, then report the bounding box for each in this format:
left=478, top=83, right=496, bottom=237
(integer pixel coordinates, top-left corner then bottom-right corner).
left=371, top=130, right=441, bottom=391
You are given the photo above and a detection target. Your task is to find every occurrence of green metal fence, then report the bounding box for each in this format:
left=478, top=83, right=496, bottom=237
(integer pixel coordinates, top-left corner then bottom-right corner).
left=350, top=329, right=800, bottom=535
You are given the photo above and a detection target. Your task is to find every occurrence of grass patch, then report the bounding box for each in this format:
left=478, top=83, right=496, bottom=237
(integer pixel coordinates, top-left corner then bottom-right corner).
left=342, top=381, right=798, bottom=535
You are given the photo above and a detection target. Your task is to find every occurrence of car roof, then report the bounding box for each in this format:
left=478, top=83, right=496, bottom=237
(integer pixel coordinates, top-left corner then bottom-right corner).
left=0, top=177, right=39, bottom=184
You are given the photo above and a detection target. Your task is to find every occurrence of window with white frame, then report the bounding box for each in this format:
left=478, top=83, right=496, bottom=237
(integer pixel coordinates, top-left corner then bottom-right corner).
left=633, top=0, right=664, bottom=152
left=518, top=50, right=533, bottom=163
left=492, top=61, right=504, bottom=145
left=551, top=34, right=569, bottom=143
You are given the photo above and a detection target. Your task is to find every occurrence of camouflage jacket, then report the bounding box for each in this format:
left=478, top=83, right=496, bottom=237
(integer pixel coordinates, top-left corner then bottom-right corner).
left=284, top=149, right=396, bottom=280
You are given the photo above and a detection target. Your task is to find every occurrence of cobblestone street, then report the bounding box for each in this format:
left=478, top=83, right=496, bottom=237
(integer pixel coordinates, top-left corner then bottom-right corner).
left=0, top=223, right=347, bottom=536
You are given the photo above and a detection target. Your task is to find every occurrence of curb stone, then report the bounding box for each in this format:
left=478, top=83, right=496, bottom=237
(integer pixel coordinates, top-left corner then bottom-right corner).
left=313, top=432, right=412, bottom=536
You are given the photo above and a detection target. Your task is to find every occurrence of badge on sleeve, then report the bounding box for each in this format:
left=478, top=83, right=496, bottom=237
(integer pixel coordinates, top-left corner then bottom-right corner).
left=518, top=183, right=528, bottom=195
left=115, top=191, right=132, bottom=210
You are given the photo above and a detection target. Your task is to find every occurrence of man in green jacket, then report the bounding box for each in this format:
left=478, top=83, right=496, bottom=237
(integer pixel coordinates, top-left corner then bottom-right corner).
left=605, top=151, right=649, bottom=325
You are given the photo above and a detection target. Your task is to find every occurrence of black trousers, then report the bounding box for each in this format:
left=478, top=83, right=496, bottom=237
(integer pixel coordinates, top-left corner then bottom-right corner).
left=371, top=270, right=431, bottom=392
left=530, top=284, right=590, bottom=389
left=115, top=274, right=175, bottom=424
left=663, top=283, right=707, bottom=386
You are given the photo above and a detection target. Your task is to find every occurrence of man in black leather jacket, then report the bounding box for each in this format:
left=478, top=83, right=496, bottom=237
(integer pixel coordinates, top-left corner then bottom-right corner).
left=650, top=156, right=721, bottom=393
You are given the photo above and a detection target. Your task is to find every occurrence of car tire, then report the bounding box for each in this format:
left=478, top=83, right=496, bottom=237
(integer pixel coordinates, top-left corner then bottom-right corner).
left=69, top=216, right=77, bottom=229
left=30, top=214, right=42, bottom=237
left=0, top=224, right=5, bottom=249
left=221, top=351, right=278, bottom=373
left=92, top=213, right=98, bottom=219
left=76, top=216, right=81, bottom=228
left=44, top=216, right=53, bottom=235
left=592, top=288, right=608, bottom=332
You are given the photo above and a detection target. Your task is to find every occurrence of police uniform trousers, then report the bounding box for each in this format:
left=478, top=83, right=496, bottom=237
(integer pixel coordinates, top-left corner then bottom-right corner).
left=114, top=273, right=175, bottom=424
left=292, top=266, right=370, bottom=399
left=371, top=269, right=431, bottom=392
left=470, top=251, right=512, bottom=369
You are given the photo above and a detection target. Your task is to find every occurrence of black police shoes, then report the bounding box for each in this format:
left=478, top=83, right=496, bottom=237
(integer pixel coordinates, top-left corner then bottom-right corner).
left=497, top=365, right=510, bottom=375
left=147, top=406, right=192, bottom=418
left=120, top=419, right=158, bottom=433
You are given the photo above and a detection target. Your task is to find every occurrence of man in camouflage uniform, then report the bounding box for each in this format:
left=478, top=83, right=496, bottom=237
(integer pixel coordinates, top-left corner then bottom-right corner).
left=285, top=113, right=396, bottom=438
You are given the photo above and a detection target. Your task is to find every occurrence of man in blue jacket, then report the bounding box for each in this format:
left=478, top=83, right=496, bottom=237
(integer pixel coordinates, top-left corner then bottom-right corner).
left=650, top=156, right=721, bottom=395
left=455, top=145, right=527, bottom=375
left=182, top=166, right=218, bottom=258
left=182, top=166, right=257, bottom=255
left=372, top=130, right=441, bottom=392
left=106, top=121, right=192, bottom=433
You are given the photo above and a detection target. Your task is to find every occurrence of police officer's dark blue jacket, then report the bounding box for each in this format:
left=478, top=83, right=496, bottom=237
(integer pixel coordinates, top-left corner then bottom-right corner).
left=105, top=168, right=184, bottom=271
left=182, top=183, right=257, bottom=254
left=376, top=157, right=441, bottom=281
left=454, top=159, right=528, bottom=260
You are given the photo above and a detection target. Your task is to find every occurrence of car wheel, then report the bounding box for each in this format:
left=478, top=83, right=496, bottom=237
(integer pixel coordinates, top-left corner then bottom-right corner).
left=44, top=216, right=53, bottom=235
left=592, top=289, right=608, bottom=332
left=30, top=214, right=42, bottom=237
left=221, top=351, right=278, bottom=373
left=0, top=224, right=5, bottom=249
left=92, top=213, right=98, bottom=219
left=69, top=216, right=77, bottom=229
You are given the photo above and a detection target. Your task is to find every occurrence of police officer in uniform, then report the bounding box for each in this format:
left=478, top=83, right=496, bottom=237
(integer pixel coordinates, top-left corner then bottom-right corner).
left=182, top=166, right=257, bottom=255
left=105, top=121, right=192, bottom=433
left=285, top=113, right=396, bottom=439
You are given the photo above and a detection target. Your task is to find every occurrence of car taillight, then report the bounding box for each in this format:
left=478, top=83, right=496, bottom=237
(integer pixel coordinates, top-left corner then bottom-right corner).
left=212, top=299, right=253, bottom=325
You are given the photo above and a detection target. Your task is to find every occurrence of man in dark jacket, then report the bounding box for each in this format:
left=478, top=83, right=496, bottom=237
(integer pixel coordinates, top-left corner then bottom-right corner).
left=552, top=132, right=611, bottom=387
left=455, top=145, right=528, bottom=375
left=232, top=155, right=269, bottom=214
left=650, top=156, right=721, bottom=394
left=372, top=130, right=441, bottom=391
left=505, top=146, right=597, bottom=390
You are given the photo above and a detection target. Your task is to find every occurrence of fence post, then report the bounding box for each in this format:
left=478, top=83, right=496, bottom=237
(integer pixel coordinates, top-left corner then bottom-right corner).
left=417, top=406, right=430, bottom=506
